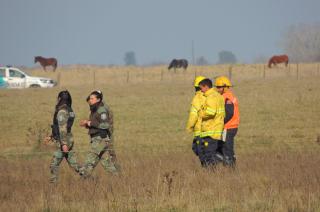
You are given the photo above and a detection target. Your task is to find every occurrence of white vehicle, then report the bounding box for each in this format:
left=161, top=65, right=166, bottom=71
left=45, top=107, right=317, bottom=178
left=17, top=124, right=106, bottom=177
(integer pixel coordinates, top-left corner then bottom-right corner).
left=0, top=66, right=56, bottom=88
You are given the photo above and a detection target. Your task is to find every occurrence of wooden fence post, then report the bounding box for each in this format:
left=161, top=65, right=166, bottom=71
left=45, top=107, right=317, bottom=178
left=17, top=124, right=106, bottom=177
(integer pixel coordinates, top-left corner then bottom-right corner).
left=57, top=71, right=61, bottom=88
left=142, top=68, right=145, bottom=82
left=126, top=70, right=130, bottom=83
left=228, top=66, right=232, bottom=80
left=160, top=69, right=164, bottom=81
left=93, top=69, right=96, bottom=88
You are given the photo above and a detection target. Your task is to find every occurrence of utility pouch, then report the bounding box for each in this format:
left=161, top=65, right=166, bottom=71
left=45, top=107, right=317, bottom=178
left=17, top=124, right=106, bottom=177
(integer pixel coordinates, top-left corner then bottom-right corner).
left=100, top=130, right=107, bottom=138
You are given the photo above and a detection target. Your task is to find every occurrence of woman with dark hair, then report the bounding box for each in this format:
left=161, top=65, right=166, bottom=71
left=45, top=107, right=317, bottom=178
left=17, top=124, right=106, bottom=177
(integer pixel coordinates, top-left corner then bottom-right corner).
left=79, top=90, right=120, bottom=177
left=49, top=90, right=80, bottom=183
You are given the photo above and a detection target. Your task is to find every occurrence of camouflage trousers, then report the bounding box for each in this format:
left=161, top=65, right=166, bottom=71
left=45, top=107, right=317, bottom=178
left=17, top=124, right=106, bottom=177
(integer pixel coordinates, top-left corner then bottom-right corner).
left=80, top=136, right=120, bottom=177
left=50, top=147, right=80, bottom=183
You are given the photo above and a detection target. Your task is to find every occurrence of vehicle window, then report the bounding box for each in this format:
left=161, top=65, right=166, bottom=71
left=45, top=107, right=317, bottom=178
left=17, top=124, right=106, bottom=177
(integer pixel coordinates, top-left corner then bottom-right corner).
left=9, top=69, right=25, bottom=78
left=0, top=69, right=5, bottom=77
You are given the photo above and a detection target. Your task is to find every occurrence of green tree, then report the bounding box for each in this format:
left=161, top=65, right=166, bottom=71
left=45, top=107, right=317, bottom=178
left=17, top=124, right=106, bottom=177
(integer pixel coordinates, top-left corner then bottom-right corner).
left=196, top=56, right=209, bottom=66
left=217, top=50, right=237, bottom=64
left=124, top=51, right=137, bottom=65
left=281, top=23, right=320, bottom=62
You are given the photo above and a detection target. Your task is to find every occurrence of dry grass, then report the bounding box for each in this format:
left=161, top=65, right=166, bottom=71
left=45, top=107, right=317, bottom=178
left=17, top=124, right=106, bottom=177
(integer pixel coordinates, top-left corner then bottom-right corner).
left=0, top=64, right=320, bottom=211
left=1, top=152, right=320, bottom=211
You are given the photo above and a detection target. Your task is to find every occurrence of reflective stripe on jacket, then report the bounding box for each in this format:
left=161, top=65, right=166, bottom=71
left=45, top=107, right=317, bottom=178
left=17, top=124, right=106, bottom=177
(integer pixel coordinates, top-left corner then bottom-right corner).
left=200, top=88, right=225, bottom=139
left=223, top=90, right=240, bottom=129
left=186, top=91, right=206, bottom=137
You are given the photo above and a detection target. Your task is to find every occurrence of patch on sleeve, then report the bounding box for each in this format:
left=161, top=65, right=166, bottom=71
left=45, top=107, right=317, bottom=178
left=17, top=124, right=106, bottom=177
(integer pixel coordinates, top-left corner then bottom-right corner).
left=101, top=113, right=107, bottom=120
left=58, top=114, right=65, bottom=122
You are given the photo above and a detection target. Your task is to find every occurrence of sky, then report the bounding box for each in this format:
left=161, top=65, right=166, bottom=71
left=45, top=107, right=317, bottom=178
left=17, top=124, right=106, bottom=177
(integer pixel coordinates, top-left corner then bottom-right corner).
left=1, top=0, right=320, bottom=66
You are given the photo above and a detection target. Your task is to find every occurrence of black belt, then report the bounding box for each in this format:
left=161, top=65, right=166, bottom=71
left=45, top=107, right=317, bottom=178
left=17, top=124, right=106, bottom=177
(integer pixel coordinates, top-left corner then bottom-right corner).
left=90, top=132, right=101, bottom=138
left=90, top=130, right=109, bottom=138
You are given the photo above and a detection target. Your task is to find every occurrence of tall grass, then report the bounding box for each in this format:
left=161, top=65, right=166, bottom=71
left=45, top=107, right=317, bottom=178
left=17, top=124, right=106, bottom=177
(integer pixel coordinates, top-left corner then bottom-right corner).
left=0, top=65, right=320, bottom=211
left=1, top=151, right=320, bottom=211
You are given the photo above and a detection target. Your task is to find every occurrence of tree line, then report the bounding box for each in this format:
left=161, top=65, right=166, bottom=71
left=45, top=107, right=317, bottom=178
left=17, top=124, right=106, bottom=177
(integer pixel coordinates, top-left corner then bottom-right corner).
left=123, top=23, right=320, bottom=66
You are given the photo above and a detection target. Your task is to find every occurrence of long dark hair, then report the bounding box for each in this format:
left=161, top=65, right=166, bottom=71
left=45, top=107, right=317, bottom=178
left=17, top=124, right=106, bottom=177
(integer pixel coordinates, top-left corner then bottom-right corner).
left=56, top=90, right=72, bottom=109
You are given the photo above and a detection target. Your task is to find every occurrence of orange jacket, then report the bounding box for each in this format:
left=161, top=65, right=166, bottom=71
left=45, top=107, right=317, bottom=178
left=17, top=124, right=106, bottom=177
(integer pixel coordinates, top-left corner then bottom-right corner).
left=222, top=90, right=240, bottom=129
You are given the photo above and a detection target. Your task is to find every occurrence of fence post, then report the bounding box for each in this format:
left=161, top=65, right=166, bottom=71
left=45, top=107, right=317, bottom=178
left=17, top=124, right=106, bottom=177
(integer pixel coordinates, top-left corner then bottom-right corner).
left=160, top=69, right=164, bottom=81
left=93, top=69, right=96, bottom=88
left=126, top=70, right=130, bottom=83
left=57, top=71, right=61, bottom=88
left=142, top=68, right=145, bottom=82
left=228, top=66, right=232, bottom=80
left=286, top=63, right=289, bottom=77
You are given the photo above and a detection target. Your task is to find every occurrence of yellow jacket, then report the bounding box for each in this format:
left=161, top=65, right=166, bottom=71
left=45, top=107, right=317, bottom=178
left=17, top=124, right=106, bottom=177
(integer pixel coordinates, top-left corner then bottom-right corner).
left=200, top=88, right=225, bottom=140
left=186, top=91, right=206, bottom=137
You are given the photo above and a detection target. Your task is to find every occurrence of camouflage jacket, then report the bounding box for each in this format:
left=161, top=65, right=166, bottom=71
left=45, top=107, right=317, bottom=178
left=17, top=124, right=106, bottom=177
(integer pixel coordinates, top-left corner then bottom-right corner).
left=52, top=104, right=75, bottom=147
left=88, top=102, right=113, bottom=137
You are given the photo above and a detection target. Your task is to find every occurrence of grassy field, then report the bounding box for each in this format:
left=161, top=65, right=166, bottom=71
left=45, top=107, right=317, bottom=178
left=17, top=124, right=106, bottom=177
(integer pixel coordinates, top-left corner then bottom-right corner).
left=1, top=64, right=320, bottom=211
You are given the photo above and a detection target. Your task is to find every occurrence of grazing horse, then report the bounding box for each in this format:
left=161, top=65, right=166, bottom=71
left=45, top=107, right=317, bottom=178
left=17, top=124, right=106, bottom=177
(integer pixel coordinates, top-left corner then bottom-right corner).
left=34, top=56, right=58, bottom=71
left=268, top=55, right=289, bottom=68
left=168, top=59, right=188, bottom=72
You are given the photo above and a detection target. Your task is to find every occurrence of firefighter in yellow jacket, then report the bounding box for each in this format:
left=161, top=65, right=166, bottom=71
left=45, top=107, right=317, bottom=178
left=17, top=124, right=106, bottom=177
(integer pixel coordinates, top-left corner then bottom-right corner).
left=198, top=78, right=225, bottom=167
left=186, top=76, right=206, bottom=156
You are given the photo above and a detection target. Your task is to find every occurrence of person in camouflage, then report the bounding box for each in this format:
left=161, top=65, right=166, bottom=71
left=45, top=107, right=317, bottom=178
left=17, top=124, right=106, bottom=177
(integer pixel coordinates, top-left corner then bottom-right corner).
left=79, top=90, right=120, bottom=177
left=49, top=90, right=80, bottom=183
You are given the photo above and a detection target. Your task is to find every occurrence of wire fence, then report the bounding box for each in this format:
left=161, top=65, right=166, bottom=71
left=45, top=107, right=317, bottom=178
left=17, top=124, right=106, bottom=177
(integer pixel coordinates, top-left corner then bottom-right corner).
left=27, top=63, right=320, bottom=88
left=3, top=63, right=319, bottom=157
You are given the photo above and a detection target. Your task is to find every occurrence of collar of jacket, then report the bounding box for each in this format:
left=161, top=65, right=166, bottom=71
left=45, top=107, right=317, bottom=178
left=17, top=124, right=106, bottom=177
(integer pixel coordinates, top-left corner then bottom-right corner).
left=223, top=89, right=233, bottom=96
left=90, top=101, right=103, bottom=112
left=204, top=88, right=217, bottom=97
left=195, top=90, right=203, bottom=95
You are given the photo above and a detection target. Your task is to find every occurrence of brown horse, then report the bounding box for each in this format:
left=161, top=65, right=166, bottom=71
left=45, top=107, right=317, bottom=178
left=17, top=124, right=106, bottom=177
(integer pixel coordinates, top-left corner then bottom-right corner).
left=268, top=55, right=289, bottom=68
left=34, top=56, right=58, bottom=71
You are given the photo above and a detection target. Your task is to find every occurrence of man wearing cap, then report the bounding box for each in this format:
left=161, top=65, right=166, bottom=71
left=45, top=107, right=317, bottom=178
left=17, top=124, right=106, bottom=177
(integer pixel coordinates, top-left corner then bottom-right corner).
left=186, top=76, right=206, bottom=162
left=79, top=90, right=120, bottom=177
